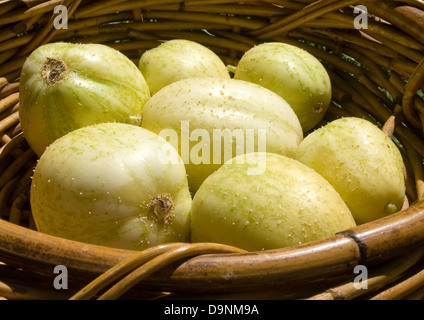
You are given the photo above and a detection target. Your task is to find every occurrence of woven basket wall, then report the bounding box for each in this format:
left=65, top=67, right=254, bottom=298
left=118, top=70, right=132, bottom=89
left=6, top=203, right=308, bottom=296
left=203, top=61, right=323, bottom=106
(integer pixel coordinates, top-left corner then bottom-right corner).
left=1, top=0, right=424, bottom=300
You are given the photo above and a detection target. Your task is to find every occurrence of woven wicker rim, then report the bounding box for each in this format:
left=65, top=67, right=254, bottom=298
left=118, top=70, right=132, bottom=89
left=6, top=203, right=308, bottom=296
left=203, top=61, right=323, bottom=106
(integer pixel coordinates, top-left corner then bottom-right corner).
left=1, top=0, right=424, bottom=299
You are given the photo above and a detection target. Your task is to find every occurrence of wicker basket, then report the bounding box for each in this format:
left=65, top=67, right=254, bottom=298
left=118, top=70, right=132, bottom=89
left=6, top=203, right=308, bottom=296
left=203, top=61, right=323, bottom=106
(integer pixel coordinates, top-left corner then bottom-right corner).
left=1, top=0, right=424, bottom=300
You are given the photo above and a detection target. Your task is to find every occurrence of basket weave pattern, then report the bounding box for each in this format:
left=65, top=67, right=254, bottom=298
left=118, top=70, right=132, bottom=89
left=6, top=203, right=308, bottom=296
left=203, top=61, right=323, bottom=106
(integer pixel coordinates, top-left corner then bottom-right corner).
left=1, top=0, right=424, bottom=300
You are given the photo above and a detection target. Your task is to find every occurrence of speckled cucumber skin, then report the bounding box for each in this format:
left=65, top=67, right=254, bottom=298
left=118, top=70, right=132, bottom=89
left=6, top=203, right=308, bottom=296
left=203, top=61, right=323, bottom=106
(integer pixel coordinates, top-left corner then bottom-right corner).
left=191, top=152, right=356, bottom=251
left=141, top=77, right=304, bottom=192
left=138, top=39, right=230, bottom=95
left=30, top=123, right=192, bottom=251
left=295, top=117, right=406, bottom=224
left=19, top=42, right=151, bottom=156
left=234, top=42, right=332, bottom=133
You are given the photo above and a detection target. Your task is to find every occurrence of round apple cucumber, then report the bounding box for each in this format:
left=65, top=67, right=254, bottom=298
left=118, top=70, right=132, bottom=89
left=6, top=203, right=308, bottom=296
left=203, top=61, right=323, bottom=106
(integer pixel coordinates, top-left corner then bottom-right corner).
left=295, top=117, right=406, bottom=224
left=141, top=77, right=303, bottom=192
left=234, top=42, right=332, bottom=133
left=19, top=42, right=150, bottom=156
left=30, top=122, right=192, bottom=250
left=138, top=39, right=230, bottom=95
left=191, top=152, right=356, bottom=251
